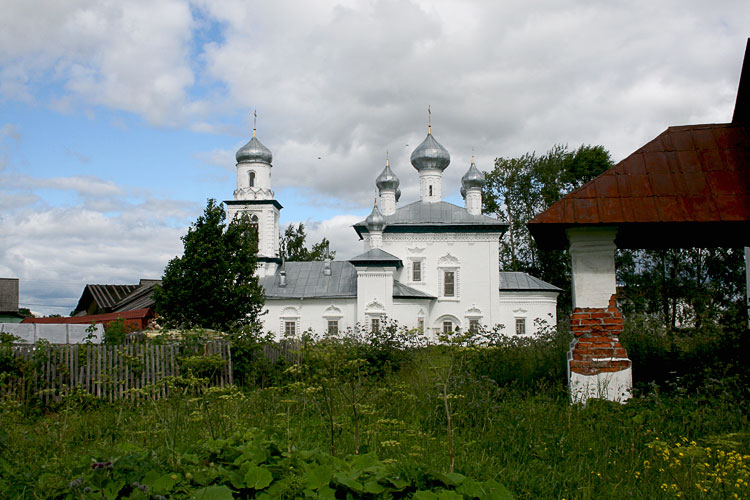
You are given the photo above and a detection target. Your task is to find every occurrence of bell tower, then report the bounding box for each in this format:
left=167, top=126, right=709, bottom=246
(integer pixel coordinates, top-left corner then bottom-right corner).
left=224, top=111, right=282, bottom=277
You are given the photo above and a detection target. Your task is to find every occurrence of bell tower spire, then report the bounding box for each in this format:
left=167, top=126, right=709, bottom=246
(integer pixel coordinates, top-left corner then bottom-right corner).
left=225, top=111, right=282, bottom=277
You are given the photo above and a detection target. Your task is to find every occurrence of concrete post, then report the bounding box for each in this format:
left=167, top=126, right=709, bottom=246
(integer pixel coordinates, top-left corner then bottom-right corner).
left=566, top=227, right=632, bottom=403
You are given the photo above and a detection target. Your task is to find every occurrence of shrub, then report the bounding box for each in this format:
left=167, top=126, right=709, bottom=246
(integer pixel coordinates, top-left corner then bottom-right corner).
left=467, top=320, right=570, bottom=388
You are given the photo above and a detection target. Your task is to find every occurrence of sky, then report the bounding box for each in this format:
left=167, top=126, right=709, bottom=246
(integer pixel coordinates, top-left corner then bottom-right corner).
left=1, top=0, right=748, bottom=316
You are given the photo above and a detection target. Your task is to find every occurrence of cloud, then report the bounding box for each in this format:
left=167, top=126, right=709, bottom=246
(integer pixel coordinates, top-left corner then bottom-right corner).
left=192, top=0, right=748, bottom=207
left=0, top=0, right=201, bottom=125
left=0, top=197, right=194, bottom=316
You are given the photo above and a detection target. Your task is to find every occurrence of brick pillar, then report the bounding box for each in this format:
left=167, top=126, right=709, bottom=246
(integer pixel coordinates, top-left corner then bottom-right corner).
left=568, top=294, right=632, bottom=403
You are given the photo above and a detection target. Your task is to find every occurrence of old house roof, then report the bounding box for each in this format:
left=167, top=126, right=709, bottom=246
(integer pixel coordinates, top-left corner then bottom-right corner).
left=22, top=308, right=155, bottom=326
left=73, top=284, right=140, bottom=315
left=529, top=39, right=750, bottom=250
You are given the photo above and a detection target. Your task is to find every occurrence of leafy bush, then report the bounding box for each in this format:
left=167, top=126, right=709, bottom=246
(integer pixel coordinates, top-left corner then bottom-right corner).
left=466, top=321, right=570, bottom=388
left=620, top=313, right=750, bottom=392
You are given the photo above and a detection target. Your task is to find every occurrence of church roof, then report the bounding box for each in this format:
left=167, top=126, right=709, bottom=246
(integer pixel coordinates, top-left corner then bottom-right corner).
left=349, top=248, right=402, bottom=267
left=353, top=200, right=508, bottom=237
left=499, top=272, right=561, bottom=292
left=261, top=261, right=433, bottom=299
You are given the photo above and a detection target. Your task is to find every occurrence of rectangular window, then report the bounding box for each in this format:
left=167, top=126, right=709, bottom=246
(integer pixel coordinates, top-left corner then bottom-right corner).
left=327, top=320, right=339, bottom=335
left=469, top=319, right=480, bottom=333
left=413, top=261, right=422, bottom=282
left=443, top=321, right=453, bottom=334
left=443, top=271, right=455, bottom=297
left=284, top=321, right=296, bottom=337
left=515, top=318, right=526, bottom=335
left=417, top=317, right=424, bottom=332
left=371, top=318, right=380, bottom=332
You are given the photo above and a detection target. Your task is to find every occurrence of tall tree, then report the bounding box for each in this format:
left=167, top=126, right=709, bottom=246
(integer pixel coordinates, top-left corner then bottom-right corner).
left=155, top=199, right=265, bottom=331
left=280, top=223, right=336, bottom=261
left=482, top=144, right=614, bottom=310
left=617, top=247, right=745, bottom=330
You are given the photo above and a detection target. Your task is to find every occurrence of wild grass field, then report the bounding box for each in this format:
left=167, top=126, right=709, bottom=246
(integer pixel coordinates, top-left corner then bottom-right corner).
left=0, top=319, right=748, bottom=499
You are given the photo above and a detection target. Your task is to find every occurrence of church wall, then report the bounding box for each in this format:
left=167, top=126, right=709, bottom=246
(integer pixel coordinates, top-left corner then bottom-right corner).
left=378, top=232, right=502, bottom=331
left=497, top=291, right=559, bottom=336
left=261, top=298, right=357, bottom=339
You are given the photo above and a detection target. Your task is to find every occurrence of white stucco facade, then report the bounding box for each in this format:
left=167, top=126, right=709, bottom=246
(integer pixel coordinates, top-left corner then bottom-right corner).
left=226, top=125, right=560, bottom=339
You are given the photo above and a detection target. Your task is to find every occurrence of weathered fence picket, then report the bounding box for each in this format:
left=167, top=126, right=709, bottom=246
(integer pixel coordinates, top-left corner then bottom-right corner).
left=0, top=341, right=234, bottom=403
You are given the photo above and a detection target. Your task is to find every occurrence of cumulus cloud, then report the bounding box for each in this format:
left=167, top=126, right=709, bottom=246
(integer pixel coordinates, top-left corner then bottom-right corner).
left=0, top=0, right=201, bottom=125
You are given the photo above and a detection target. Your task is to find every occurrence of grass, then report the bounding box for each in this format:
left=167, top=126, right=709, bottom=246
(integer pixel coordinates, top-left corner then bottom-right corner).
left=0, top=326, right=748, bottom=499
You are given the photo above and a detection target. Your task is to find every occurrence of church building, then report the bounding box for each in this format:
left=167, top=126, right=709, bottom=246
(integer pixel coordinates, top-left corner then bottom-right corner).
left=224, top=120, right=559, bottom=339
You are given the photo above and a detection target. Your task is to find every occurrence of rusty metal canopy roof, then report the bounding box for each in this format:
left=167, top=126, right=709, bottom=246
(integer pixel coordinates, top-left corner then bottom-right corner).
left=529, top=40, right=750, bottom=250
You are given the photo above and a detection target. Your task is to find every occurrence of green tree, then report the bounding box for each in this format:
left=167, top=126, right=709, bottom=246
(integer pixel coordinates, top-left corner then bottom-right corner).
left=617, top=247, right=746, bottom=331
left=154, top=199, right=264, bottom=331
left=280, top=223, right=336, bottom=261
left=482, top=144, right=613, bottom=310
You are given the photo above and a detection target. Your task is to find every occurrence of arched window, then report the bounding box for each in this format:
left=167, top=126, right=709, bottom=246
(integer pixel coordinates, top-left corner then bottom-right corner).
left=429, top=185, right=433, bottom=197
left=249, top=214, right=259, bottom=234
left=248, top=171, right=256, bottom=187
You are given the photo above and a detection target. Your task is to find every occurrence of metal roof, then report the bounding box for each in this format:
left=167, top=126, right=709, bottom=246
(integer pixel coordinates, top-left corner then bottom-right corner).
left=499, top=272, right=561, bottom=292
left=354, top=200, right=508, bottom=237
left=74, top=284, right=140, bottom=314
left=262, top=261, right=434, bottom=300
left=262, top=261, right=357, bottom=298
left=349, top=248, right=403, bottom=267
left=393, top=281, right=435, bottom=298
left=112, top=281, right=161, bottom=312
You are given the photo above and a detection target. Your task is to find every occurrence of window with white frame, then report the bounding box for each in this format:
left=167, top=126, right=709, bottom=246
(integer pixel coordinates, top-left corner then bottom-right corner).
left=371, top=317, right=380, bottom=332
left=443, top=271, right=455, bottom=297
left=327, top=319, right=339, bottom=335
left=284, top=320, right=296, bottom=337
left=417, top=317, right=424, bottom=332
left=469, top=319, right=480, bottom=333
left=442, top=321, right=453, bottom=334
left=515, top=317, right=526, bottom=335
left=437, top=254, right=460, bottom=300
left=413, top=261, right=422, bottom=282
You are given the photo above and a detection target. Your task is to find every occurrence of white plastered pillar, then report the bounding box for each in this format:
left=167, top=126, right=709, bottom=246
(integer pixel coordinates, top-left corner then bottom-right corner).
left=567, top=227, right=617, bottom=309
left=566, top=226, right=632, bottom=404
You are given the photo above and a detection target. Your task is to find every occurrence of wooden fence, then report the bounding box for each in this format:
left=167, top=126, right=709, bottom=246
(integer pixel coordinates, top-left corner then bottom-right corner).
left=1, top=341, right=233, bottom=404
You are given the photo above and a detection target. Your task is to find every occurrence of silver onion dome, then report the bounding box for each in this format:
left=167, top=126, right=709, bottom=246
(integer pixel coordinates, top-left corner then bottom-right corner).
left=460, top=185, right=466, bottom=199
left=461, top=159, right=485, bottom=189
left=375, top=160, right=400, bottom=191
left=365, top=201, right=387, bottom=232
left=236, top=136, right=273, bottom=165
left=395, top=187, right=402, bottom=202
left=410, top=131, right=450, bottom=172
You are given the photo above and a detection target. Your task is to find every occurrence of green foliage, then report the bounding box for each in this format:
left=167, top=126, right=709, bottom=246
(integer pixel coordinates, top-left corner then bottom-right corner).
left=620, top=313, right=750, bottom=391
left=467, top=320, right=570, bottom=388
left=102, top=317, right=135, bottom=345
left=155, top=199, right=265, bottom=331
left=280, top=222, right=336, bottom=261
left=482, top=144, right=613, bottom=311
left=617, top=247, right=747, bottom=331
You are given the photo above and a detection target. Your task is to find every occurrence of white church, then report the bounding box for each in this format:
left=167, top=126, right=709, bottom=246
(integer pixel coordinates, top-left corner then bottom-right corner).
left=225, top=121, right=560, bottom=339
